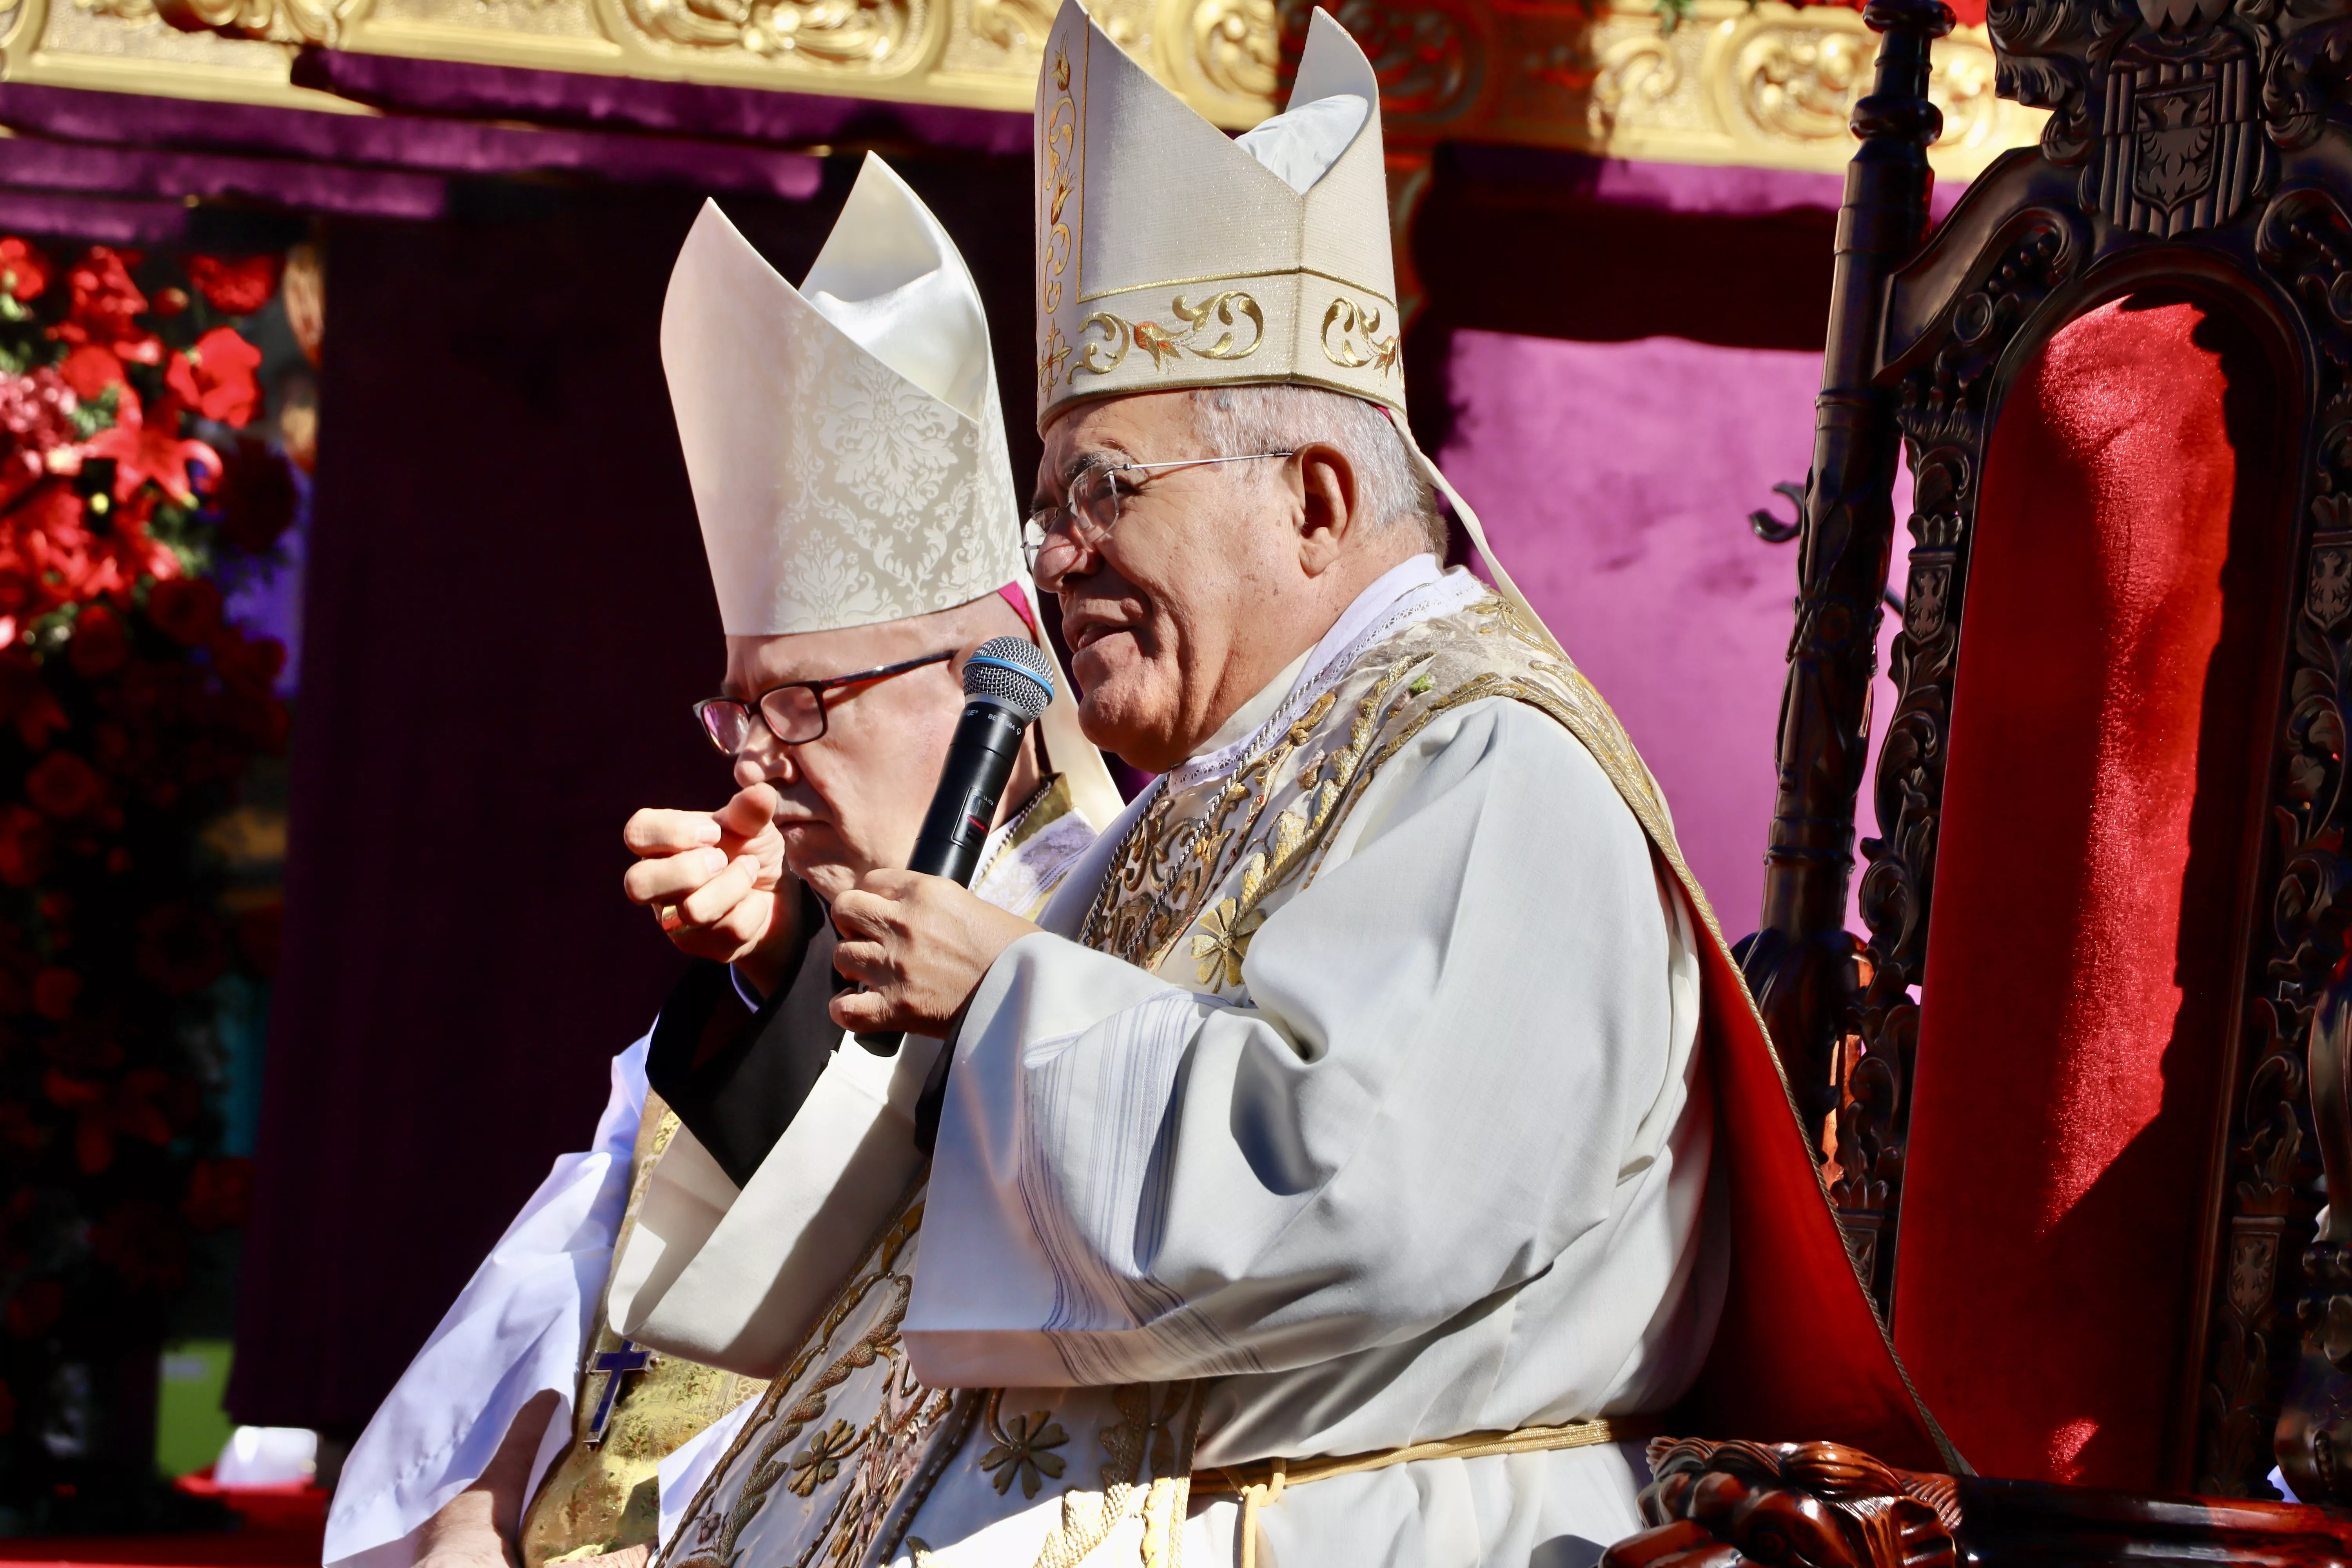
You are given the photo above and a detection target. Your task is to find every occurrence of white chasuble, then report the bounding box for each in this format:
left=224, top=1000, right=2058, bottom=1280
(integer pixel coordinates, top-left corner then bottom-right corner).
left=652, top=563, right=1728, bottom=1568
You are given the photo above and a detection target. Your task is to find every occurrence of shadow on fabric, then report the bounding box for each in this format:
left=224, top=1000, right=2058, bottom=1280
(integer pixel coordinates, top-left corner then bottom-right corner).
left=1891, top=292, right=2291, bottom=1488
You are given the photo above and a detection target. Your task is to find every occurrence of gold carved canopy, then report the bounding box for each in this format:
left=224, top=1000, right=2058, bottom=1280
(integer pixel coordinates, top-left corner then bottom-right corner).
left=11, top=0, right=2038, bottom=180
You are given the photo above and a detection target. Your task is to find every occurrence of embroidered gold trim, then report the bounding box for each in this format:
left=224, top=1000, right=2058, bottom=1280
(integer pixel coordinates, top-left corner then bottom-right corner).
left=1075, top=264, right=1397, bottom=310
left=1319, top=299, right=1400, bottom=377
left=1073, top=291, right=1265, bottom=381
left=661, top=1195, right=939, bottom=1568
left=1035, top=35, right=1078, bottom=401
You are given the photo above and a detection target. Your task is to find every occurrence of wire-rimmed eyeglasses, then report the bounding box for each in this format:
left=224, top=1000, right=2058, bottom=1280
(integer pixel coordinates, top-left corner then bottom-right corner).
left=692, top=650, right=954, bottom=755
left=1023, top=450, right=1296, bottom=584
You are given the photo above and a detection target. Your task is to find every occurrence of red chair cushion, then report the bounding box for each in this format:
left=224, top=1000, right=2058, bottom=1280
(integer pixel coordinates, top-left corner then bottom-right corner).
left=1891, top=294, right=2284, bottom=1487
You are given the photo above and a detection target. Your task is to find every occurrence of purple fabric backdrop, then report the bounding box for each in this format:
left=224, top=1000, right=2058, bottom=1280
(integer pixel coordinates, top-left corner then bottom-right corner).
left=1437, top=328, right=1909, bottom=938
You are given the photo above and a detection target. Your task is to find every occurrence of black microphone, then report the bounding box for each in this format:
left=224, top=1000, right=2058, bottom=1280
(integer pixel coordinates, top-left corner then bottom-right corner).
left=907, top=635, right=1056, bottom=884
left=851, top=636, right=1054, bottom=1058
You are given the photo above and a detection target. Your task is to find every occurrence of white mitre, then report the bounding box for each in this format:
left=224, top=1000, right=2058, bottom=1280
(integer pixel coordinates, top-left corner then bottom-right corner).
left=664, top=155, right=1120, bottom=826
left=1031, top=0, right=1552, bottom=631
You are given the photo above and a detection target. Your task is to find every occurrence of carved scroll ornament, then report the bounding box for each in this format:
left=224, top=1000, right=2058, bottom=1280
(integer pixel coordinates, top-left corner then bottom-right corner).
left=151, top=0, right=355, bottom=44
left=617, top=0, right=918, bottom=66
left=1602, top=1439, right=1959, bottom=1568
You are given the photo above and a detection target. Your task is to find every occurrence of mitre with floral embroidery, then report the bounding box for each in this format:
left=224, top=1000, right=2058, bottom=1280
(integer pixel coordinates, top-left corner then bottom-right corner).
left=664, top=155, right=1025, bottom=639
left=1032, top=0, right=1401, bottom=428
left=1031, top=0, right=1562, bottom=647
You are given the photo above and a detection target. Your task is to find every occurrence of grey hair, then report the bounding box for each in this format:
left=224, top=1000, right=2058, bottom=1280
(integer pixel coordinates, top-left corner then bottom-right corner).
left=1186, top=384, right=1445, bottom=557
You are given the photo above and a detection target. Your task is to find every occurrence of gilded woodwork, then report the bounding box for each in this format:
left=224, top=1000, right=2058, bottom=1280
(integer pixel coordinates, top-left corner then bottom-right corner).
left=35, top=0, right=2038, bottom=180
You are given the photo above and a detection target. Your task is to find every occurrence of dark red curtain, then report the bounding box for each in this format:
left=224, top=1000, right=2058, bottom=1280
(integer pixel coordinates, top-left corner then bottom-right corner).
left=1892, top=294, right=2287, bottom=1487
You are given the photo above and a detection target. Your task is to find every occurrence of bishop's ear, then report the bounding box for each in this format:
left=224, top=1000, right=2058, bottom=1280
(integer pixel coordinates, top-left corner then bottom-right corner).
left=1294, top=442, right=1359, bottom=577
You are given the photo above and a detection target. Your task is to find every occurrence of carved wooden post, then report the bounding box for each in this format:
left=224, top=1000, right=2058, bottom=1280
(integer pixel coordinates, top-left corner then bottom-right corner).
left=1743, top=0, right=1951, bottom=1245
left=2279, top=969, right=2352, bottom=1505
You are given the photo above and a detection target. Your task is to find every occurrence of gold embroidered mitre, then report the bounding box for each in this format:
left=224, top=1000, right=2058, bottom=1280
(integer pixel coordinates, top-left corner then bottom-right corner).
left=1033, top=0, right=1403, bottom=427
left=1031, top=0, right=1571, bottom=665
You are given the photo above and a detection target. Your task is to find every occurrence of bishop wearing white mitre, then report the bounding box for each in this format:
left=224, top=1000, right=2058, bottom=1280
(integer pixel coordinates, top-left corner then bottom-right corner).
left=323, top=157, right=1123, bottom=1568
left=621, top=13, right=1956, bottom=1568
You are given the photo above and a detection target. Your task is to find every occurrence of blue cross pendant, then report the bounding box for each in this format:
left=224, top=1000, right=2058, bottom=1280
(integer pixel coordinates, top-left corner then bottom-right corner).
left=584, top=1339, right=657, bottom=1446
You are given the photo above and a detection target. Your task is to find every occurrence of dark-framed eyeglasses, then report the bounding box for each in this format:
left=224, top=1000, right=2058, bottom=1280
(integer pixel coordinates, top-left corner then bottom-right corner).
left=692, top=650, right=955, bottom=755
left=1023, top=450, right=1296, bottom=586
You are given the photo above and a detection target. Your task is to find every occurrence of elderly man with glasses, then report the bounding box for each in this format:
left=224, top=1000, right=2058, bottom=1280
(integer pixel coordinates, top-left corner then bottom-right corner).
left=321, top=160, right=1122, bottom=1568
left=638, top=9, right=1948, bottom=1568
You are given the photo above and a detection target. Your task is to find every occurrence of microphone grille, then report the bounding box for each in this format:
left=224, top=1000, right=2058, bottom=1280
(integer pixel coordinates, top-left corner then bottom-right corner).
left=962, top=635, right=1054, bottom=723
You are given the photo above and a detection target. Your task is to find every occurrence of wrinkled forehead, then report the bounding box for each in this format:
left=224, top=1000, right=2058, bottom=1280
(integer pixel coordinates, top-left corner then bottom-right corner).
left=720, top=619, right=949, bottom=696
left=1034, top=390, right=1200, bottom=500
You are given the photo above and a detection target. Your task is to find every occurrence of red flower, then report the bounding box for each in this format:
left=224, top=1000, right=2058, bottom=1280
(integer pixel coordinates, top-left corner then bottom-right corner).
left=69, top=604, right=128, bottom=678
left=82, top=389, right=220, bottom=504
left=211, top=440, right=297, bottom=554
left=183, top=1157, right=254, bottom=1231
left=0, top=806, right=47, bottom=889
left=57, top=346, right=121, bottom=403
left=0, top=238, right=50, bottom=303
left=164, top=328, right=262, bottom=429
left=89, top=1198, right=188, bottom=1290
left=185, top=254, right=281, bottom=316
left=136, top=905, right=227, bottom=996
left=0, top=368, right=80, bottom=461
left=26, top=752, right=100, bottom=819
left=51, top=247, right=159, bottom=366
left=4, top=1279, right=59, bottom=1338
left=147, top=577, right=221, bottom=645
left=29, top=968, right=76, bottom=1021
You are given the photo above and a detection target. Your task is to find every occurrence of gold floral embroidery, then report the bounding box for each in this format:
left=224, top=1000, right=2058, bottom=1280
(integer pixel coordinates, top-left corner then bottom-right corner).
left=1320, top=298, right=1401, bottom=376
left=662, top=1201, right=931, bottom=1568
left=786, top=1420, right=863, bottom=1497
left=978, top=1394, right=1069, bottom=1498
left=1189, top=897, right=1264, bottom=987
left=1073, top=291, right=1264, bottom=379
left=1082, top=593, right=1732, bottom=1017
left=1024, top=1384, right=1198, bottom=1568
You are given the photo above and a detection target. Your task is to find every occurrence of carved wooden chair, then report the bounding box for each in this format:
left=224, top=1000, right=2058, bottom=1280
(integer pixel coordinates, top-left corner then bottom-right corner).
left=1611, top=0, right=2352, bottom=1553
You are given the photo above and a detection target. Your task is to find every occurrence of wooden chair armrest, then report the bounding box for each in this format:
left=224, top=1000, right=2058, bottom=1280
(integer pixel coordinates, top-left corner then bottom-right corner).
left=1603, top=1437, right=2352, bottom=1568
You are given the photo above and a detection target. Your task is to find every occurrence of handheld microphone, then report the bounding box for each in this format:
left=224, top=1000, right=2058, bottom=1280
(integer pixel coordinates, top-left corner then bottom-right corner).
left=907, top=635, right=1056, bottom=885
left=852, top=637, right=1054, bottom=1058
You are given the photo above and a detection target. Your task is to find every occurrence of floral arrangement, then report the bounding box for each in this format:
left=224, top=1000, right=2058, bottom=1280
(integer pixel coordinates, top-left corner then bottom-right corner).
left=0, top=239, right=300, bottom=1528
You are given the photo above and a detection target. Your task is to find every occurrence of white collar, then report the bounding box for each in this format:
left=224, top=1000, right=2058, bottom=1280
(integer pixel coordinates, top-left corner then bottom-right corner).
left=1177, top=554, right=1470, bottom=779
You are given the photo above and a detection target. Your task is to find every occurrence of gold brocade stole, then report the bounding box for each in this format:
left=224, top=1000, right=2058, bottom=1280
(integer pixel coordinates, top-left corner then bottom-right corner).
left=522, top=1089, right=770, bottom=1567
left=1078, top=592, right=1721, bottom=984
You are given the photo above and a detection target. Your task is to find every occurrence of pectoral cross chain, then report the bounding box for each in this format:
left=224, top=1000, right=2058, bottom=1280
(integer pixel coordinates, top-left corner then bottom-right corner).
left=585, top=1339, right=657, bottom=1446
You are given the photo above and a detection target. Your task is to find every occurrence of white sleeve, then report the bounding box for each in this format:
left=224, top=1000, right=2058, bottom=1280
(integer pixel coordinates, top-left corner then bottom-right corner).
left=904, top=702, right=1695, bottom=1393
left=323, top=1038, right=651, bottom=1568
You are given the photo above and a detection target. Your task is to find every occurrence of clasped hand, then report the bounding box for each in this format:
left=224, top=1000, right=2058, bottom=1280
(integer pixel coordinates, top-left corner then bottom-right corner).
left=828, top=869, right=1039, bottom=1038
